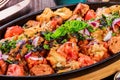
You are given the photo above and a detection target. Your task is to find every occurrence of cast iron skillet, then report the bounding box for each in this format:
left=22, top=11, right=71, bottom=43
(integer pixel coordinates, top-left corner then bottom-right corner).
left=0, top=2, right=120, bottom=80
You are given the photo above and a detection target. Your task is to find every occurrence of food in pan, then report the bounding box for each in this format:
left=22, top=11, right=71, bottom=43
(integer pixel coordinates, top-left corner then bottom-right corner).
left=0, top=3, right=120, bottom=76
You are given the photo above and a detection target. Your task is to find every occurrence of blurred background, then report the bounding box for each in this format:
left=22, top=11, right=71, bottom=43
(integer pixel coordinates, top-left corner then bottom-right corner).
left=2, top=0, right=119, bottom=13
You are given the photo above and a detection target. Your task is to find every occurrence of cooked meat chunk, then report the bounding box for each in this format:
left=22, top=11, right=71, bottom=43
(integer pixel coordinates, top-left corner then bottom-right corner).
left=26, top=55, right=47, bottom=69
left=57, top=60, right=81, bottom=73
left=36, top=8, right=54, bottom=24
left=24, top=20, right=41, bottom=28
left=20, top=44, right=28, bottom=57
left=47, top=48, right=66, bottom=68
left=73, top=3, right=89, bottom=16
left=78, top=40, right=89, bottom=55
left=108, top=36, right=120, bottom=54
left=54, top=7, right=72, bottom=20
left=88, top=42, right=109, bottom=61
left=30, top=64, right=54, bottom=76
left=109, top=5, right=120, bottom=13
left=0, top=60, right=7, bottom=75
left=6, top=64, right=25, bottom=76
left=23, top=24, right=41, bottom=38
left=91, top=29, right=104, bottom=42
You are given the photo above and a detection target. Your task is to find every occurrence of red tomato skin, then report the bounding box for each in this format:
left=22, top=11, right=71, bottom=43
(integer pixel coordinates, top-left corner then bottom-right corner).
left=85, top=10, right=96, bottom=21
left=57, top=42, right=79, bottom=61
left=78, top=53, right=95, bottom=67
left=4, top=25, right=24, bottom=38
left=116, top=21, right=120, bottom=26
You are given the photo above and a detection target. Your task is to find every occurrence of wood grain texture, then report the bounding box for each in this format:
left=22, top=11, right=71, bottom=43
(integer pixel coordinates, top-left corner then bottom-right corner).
left=4, top=0, right=56, bottom=12
left=0, top=0, right=56, bottom=25
left=70, top=60, right=120, bottom=80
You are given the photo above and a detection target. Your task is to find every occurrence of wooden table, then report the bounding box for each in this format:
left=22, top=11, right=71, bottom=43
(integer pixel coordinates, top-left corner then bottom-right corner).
left=5, top=0, right=56, bottom=12
left=1, top=0, right=120, bottom=80
left=0, top=0, right=56, bottom=25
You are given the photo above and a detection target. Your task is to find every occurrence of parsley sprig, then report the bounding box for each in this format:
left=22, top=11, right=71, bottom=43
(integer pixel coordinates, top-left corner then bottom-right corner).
left=0, top=40, right=16, bottom=54
left=44, top=20, right=88, bottom=41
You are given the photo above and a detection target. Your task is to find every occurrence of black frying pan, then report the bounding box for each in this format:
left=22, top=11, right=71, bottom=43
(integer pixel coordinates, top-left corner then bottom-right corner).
left=0, top=2, right=120, bottom=80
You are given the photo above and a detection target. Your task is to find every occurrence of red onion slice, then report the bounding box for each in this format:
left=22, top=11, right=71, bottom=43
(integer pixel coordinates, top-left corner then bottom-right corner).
left=2, top=54, right=8, bottom=61
left=17, top=40, right=25, bottom=45
left=0, top=50, right=2, bottom=60
left=103, top=31, right=112, bottom=41
left=0, top=51, right=9, bottom=60
left=112, top=18, right=120, bottom=32
left=89, top=21, right=99, bottom=28
left=84, top=29, right=90, bottom=36
left=25, top=51, right=32, bottom=59
left=29, top=56, right=44, bottom=61
left=32, top=36, right=39, bottom=47
left=88, top=40, right=98, bottom=46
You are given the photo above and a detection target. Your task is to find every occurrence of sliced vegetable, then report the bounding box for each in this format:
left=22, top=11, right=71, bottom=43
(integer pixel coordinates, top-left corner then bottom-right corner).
left=5, top=26, right=24, bottom=38
left=0, top=50, right=2, bottom=60
left=17, top=40, right=26, bottom=46
left=84, top=29, right=90, bottom=36
left=89, top=21, right=99, bottom=28
left=78, top=53, right=95, bottom=67
left=43, top=44, right=50, bottom=50
left=44, top=20, right=88, bottom=40
left=85, top=10, right=96, bottom=20
left=29, top=57, right=44, bottom=61
left=2, top=54, right=9, bottom=61
left=32, top=36, right=40, bottom=47
left=112, top=18, right=120, bottom=32
left=25, top=51, right=32, bottom=59
left=103, top=31, right=112, bottom=41
left=57, top=42, right=78, bottom=61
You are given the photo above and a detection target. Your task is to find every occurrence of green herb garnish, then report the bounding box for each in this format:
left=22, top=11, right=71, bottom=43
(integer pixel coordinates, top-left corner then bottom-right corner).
left=26, top=44, right=33, bottom=51
left=5, top=60, right=13, bottom=64
left=112, top=33, right=116, bottom=36
left=61, top=39, right=67, bottom=43
left=43, top=44, right=50, bottom=50
left=0, top=40, right=16, bottom=54
left=44, top=20, right=88, bottom=40
left=87, top=26, right=94, bottom=32
left=100, top=12, right=120, bottom=27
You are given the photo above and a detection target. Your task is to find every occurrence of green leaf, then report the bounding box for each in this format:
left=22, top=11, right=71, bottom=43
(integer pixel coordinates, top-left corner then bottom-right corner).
left=43, top=44, right=50, bottom=50
left=26, top=44, right=33, bottom=51
left=87, top=26, right=94, bottom=32
left=61, top=39, right=67, bottom=44
left=44, top=32, right=52, bottom=41
left=45, top=20, right=88, bottom=40
left=0, top=40, right=16, bottom=54
left=51, top=26, right=66, bottom=39
left=5, top=60, right=13, bottom=64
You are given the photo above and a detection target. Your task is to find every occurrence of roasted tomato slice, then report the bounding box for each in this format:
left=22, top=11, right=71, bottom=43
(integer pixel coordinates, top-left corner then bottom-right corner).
left=78, top=53, right=95, bottom=67
left=85, top=10, right=96, bottom=21
left=4, top=25, right=24, bottom=38
left=6, top=64, right=25, bottom=76
left=57, top=42, right=79, bottom=61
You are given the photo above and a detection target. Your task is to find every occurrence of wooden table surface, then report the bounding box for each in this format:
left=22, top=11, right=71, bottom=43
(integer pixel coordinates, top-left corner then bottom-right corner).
left=5, top=0, right=56, bottom=12
left=1, top=0, right=120, bottom=80
left=0, top=0, right=56, bottom=25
